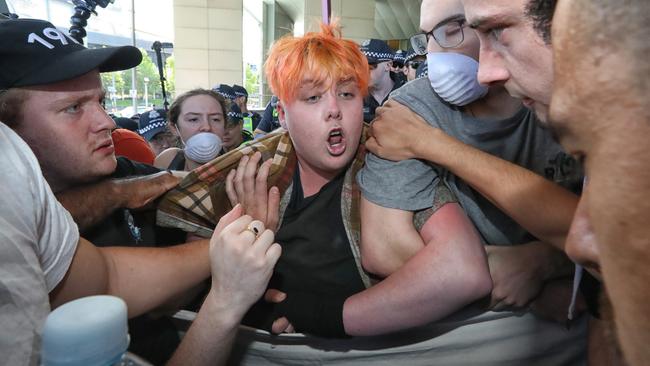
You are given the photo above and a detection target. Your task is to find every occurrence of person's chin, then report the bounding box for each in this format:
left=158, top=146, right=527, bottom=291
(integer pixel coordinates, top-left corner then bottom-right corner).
left=96, top=156, right=118, bottom=175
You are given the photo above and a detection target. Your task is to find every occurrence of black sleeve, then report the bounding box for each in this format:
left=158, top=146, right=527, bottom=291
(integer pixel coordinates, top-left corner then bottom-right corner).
left=112, top=157, right=162, bottom=178
left=252, top=112, right=262, bottom=130
left=257, top=102, right=275, bottom=132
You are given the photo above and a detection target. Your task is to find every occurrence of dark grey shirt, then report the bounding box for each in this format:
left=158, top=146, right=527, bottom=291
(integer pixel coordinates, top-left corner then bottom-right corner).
left=357, top=78, right=582, bottom=245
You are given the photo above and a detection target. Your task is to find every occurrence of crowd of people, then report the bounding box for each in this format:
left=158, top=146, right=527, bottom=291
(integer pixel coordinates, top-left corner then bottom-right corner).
left=1, top=0, right=648, bottom=365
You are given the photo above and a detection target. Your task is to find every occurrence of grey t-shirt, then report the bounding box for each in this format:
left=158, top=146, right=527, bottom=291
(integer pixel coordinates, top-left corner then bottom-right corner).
left=0, top=123, right=79, bottom=365
left=357, top=78, right=582, bottom=245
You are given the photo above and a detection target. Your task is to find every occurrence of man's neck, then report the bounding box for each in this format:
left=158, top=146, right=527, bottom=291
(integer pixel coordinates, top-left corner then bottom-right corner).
left=370, top=77, right=394, bottom=104
left=44, top=171, right=69, bottom=193
left=463, top=87, right=522, bottom=120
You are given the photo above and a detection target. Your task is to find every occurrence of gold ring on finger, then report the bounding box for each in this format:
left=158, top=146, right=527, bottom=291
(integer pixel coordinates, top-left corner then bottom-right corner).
left=245, top=221, right=264, bottom=238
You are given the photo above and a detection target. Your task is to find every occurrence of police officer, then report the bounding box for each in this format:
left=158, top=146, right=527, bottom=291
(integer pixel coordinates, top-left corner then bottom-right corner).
left=232, top=84, right=261, bottom=132
left=391, top=49, right=408, bottom=86
left=253, top=95, right=280, bottom=138
left=222, top=102, right=253, bottom=153
left=404, top=45, right=427, bottom=82
left=359, top=39, right=401, bottom=123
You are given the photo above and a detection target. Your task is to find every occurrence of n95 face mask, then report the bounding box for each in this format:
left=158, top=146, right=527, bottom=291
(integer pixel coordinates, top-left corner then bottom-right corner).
left=184, top=132, right=222, bottom=164
left=427, top=52, right=488, bottom=106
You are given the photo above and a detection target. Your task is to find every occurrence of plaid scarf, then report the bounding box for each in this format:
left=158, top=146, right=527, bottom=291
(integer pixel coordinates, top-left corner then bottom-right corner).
left=157, top=125, right=455, bottom=288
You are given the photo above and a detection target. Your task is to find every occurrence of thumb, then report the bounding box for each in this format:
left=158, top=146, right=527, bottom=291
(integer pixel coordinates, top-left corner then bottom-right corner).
left=148, top=171, right=180, bottom=191
left=264, top=288, right=287, bottom=303
left=214, top=204, right=243, bottom=233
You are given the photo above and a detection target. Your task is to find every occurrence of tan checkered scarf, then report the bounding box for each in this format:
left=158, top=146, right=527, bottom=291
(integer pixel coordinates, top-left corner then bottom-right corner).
left=156, top=126, right=455, bottom=287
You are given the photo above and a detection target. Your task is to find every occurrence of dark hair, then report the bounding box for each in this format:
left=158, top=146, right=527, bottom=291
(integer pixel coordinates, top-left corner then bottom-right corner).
left=525, top=0, right=557, bottom=44
left=168, top=88, right=228, bottom=126
left=0, top=88, right=28, bottom=128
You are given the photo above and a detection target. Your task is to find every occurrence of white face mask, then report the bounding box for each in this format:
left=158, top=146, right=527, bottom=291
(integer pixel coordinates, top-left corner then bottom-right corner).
left=427, top=52, right=488, bottom=106
left=183, top=132, right=222, bottom=164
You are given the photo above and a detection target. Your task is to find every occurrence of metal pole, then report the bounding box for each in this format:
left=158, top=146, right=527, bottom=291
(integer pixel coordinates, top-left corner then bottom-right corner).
left=321, top=0, right=331, bottom=25
left=130, top=0, right=137, bottom=111
left=144, top=77, right=149, bottom=108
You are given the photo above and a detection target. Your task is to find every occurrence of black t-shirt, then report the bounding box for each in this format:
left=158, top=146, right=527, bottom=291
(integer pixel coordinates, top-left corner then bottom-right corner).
left=82, top=157, right=186, bottom=247
left=243, top=167, right=366, bottom=329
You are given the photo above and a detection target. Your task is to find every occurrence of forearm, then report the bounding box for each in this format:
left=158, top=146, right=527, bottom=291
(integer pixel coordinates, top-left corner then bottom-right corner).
left=101, top=240, right=210, bottom=317
left=345, top=204, right=492, bottom=336
left=421, top=130, right=578, bottom=250
left=167, top=290, right=241, bottom=366
left=56, top=179, right=125, bottom=231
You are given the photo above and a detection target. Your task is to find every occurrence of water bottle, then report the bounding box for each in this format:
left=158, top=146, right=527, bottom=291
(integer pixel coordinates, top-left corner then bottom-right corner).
left=41, top=295, right=147, bottom=366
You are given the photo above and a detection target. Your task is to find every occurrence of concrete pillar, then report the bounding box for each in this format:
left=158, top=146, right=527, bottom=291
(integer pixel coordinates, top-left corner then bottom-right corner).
left=302, top=0, right=377, bottom=43
left=173, top=0, right=243, bottom=95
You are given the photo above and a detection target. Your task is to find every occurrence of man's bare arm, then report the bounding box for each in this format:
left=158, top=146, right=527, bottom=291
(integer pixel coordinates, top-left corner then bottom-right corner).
left=366, top=100, right=578, bottom=250
left=55, top=171, right=179, bottom=231
left=49, top=236, right=210, bottom=318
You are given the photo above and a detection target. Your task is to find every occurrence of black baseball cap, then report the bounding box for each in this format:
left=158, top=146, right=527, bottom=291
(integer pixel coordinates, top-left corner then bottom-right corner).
left=0, top=19, right=142, bottom=89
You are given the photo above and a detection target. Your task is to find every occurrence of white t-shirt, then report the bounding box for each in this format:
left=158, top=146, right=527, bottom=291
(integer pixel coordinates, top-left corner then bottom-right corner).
left=0, top=122, right=79, bottom=365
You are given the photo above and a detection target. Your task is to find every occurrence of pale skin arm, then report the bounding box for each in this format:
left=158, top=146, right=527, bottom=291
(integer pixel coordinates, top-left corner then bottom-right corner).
left=360, top=198, right=425, bottom=277
left=366, top=100, right=578, bottom=250
left=343, top=201, right=492, bottom=336
left=55, top=171, right=180, bottom=231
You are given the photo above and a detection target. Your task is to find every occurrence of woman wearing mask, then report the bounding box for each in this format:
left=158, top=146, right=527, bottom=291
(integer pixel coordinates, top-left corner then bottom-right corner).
left=155, top=89, right=227, bottom=171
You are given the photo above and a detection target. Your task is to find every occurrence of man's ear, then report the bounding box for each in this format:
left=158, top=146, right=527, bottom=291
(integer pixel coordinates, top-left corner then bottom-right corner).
left=277, top=101, right=287, bottom=129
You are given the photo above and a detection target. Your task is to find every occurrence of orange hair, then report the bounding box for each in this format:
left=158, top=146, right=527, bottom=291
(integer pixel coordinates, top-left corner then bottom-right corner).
left=264, top=21, right=369, bottom=103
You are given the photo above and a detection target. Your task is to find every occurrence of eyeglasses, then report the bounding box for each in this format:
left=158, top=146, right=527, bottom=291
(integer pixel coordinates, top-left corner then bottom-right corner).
left=407, top=60, right=423, bottom=70
left=410, top=18, right=467, bottom=54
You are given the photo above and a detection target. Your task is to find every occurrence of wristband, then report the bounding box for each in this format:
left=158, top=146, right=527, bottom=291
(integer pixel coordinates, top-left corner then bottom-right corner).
left=274, top=290, right=348, bottom=338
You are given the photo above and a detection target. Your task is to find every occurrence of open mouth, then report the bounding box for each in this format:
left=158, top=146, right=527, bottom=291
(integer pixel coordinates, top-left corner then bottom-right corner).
left=327, top=128, right=345, bottom=156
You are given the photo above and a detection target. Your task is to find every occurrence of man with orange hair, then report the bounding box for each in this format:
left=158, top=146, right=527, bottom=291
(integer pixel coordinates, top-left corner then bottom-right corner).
left=157, top=23, right=491, bottom=363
